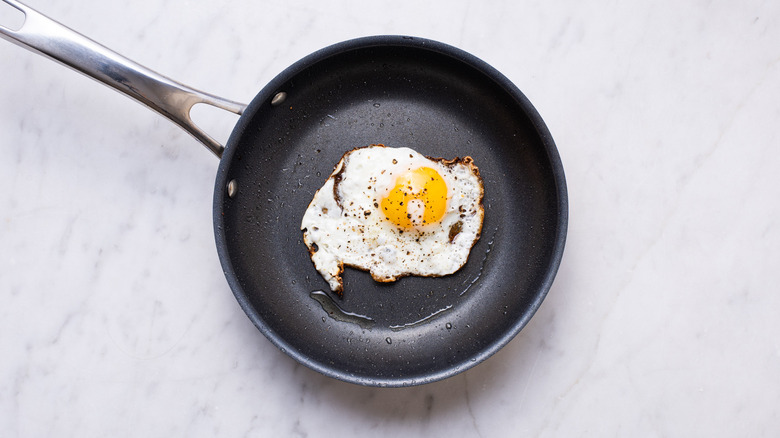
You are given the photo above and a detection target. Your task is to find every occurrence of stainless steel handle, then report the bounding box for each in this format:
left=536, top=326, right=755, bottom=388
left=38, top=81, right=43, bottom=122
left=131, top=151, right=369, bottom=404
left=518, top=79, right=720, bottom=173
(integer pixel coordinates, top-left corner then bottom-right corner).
left=0, top=0, right=246, bottom=158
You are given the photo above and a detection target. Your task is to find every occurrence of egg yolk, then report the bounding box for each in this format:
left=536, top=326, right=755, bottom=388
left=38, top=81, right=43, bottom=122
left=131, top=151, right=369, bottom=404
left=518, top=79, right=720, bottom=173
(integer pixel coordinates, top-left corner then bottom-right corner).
left=381, top=167, right=448, bottom=229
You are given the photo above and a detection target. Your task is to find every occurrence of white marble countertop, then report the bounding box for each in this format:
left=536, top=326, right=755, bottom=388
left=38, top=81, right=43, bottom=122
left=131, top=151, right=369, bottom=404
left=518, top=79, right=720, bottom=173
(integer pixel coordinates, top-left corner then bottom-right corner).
left=2, top=0, right=778, bottom=436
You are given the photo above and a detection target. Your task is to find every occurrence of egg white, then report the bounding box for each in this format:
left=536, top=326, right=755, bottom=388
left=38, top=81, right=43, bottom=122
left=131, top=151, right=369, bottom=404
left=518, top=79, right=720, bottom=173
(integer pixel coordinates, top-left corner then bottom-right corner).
left=301, top=145, right=484, bottom=294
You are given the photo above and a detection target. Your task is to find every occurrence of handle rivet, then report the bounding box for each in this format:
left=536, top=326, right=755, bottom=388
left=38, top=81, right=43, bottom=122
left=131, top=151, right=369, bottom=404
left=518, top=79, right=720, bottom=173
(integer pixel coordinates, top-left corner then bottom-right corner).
left=271, top=91, right=287, bottom=106
left=227, top=179, right=238, bottom=198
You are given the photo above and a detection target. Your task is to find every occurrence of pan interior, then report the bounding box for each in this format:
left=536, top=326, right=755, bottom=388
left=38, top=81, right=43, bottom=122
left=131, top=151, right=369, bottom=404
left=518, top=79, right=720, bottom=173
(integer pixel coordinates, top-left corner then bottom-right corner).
left=215, top=38, right=565, bottom=386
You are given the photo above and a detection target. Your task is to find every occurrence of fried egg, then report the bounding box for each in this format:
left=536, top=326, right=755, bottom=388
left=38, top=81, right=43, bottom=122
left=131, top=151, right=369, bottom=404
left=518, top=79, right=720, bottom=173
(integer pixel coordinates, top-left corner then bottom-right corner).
left=301, top=145, right=485, bottom=294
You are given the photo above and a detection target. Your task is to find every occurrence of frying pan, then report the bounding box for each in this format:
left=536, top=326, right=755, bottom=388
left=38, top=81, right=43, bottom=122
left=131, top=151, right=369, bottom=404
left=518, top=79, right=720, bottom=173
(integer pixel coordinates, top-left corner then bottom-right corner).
left=1, top=0, right=567, bottom=387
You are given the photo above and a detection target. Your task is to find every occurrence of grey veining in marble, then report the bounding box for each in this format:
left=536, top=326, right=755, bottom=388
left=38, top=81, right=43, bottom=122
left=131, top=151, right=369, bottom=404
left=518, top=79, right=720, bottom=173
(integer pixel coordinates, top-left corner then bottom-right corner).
left=1, top=0, right=779, bottom=436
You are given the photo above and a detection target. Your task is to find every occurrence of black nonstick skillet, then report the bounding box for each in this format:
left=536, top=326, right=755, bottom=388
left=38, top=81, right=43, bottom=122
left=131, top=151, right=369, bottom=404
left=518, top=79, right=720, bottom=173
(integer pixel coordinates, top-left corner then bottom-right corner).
left=1, top=0, right=567, bottom=386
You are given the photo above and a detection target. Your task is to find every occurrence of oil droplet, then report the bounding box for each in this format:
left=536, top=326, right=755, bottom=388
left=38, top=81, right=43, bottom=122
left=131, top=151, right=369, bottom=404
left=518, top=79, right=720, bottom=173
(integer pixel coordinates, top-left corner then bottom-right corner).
left=385, top=337, right=392, bottom=344
left=310, top=291, right=375, bottom=330
left=445, top=323, right=452, bottom=330
left=389, top=305, right=454, bottom=331
left=373, top=102, right=381, bottom=108
left=459, top=227, right=498, bottom=296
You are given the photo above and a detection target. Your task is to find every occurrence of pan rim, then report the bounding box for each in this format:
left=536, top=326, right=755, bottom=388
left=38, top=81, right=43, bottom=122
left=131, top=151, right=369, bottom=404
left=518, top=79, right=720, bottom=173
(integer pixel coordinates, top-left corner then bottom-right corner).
left=213, top=35, right=568, bottom=387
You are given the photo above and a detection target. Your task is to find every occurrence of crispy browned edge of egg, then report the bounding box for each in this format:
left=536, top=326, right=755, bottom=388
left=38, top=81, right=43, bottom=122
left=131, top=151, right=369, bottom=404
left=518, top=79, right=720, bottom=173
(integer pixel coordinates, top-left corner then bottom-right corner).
left=302, top=144, right=486, bottom=297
